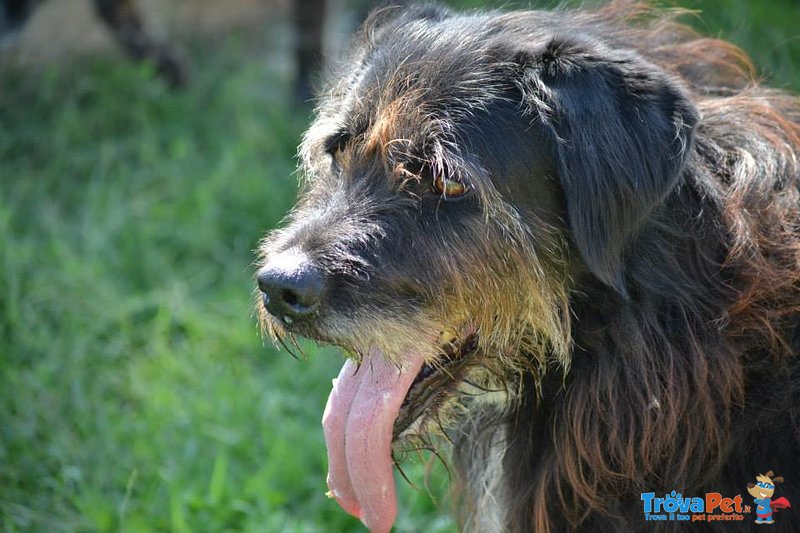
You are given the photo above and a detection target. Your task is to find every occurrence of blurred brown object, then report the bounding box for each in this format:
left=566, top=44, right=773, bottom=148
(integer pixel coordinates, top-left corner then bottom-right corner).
left=1, top=0, right=186, bottom=87
left=93, top=0, right=185, bottom=87
left=0, top=0, right=383, bottom=101
left=292, top=0, right=325, bottom=103
left=291, top=0, right=407, bottom=104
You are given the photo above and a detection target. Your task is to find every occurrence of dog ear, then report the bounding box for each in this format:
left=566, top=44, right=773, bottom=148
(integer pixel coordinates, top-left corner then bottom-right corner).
left=515, top=37, right=698, bottom=296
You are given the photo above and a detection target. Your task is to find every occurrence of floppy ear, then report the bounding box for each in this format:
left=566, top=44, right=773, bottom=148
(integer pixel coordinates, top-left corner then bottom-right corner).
left=516, top=37, right=698, bottom=296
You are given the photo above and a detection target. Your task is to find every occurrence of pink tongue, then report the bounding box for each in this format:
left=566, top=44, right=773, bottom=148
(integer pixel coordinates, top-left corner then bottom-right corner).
left=322, top=350, right=426, bottom=532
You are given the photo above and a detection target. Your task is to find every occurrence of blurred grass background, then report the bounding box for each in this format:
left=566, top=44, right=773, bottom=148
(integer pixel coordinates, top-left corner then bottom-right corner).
left=0, top=1, right=797, bottom=531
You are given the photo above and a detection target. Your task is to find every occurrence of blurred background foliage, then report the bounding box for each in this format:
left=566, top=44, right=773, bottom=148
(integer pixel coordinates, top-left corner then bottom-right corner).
left=0, top=0, right=797, bottom=531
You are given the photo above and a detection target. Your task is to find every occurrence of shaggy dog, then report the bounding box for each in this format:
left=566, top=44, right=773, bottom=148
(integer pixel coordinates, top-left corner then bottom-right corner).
left=256, top=2, right=800, bottom=531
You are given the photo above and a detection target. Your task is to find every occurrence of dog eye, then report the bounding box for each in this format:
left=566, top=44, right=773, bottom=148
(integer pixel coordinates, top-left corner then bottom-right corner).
left=324, top=131, right=350, bottom=165
left=432, top=173, right=470, bottom=199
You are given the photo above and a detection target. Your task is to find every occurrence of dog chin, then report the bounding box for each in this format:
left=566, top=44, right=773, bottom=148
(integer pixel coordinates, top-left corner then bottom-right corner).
left=276, top=308, right=492, bottom=464
left=313, top=315, right=485, bottom=440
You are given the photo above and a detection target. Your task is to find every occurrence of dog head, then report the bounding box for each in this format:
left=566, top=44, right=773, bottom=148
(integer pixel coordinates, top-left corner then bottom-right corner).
left=747, top=471, right=784, bottom=500
left=256, top=6, right=697, bottom=530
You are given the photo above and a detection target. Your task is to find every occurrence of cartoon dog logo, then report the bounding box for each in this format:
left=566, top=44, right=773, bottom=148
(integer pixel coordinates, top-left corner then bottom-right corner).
left=747, top=471, right=791, bottom=524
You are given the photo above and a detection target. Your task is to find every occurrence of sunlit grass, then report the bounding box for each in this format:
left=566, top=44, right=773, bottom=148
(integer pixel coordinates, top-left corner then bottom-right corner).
left=0, top=37, right=453, bottom=532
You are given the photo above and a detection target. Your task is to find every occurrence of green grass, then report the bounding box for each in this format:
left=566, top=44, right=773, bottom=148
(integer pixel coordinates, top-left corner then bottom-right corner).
left=0, top=2, right=796, bottom=532
left=0, top=36, right=452, bottom=532
left=682, top=0, right=799, bottom=91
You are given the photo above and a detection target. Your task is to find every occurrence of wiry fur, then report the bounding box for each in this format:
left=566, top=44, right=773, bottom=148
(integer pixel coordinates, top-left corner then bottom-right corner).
left=257, top=2, right=800, bottom=531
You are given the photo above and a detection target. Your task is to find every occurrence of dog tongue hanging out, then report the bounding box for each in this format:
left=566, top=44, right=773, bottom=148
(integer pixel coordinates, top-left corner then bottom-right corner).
left=256, top=2, right=800, bottom=532
left=322, top=351, right=426, bottom=532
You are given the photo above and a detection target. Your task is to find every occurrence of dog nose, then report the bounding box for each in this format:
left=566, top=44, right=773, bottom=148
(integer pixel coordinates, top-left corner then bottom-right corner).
left=257, top=252, right=324, bottom=321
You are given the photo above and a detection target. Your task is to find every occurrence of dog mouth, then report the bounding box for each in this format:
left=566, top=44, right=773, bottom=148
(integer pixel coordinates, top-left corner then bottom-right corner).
left=393, top=332, right=480, bottom=440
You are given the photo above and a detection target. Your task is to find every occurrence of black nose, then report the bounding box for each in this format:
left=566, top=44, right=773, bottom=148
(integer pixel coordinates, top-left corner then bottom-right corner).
left=257, top=252, right=324, bottom=322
